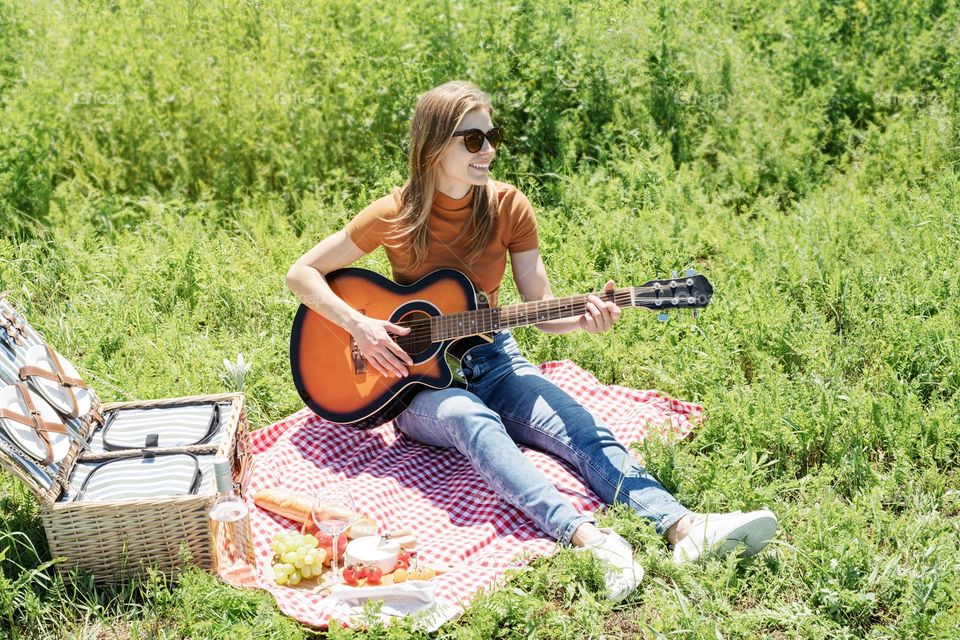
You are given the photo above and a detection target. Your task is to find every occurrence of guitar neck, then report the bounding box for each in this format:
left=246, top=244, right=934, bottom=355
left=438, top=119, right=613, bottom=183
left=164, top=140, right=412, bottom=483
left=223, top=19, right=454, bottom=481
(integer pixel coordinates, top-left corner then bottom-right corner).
left=432, top=288, right=635, bottom=341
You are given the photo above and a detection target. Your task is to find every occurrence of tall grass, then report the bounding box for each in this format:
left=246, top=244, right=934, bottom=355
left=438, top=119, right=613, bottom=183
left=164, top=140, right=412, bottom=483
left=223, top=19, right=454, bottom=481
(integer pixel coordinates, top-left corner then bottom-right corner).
left=1, top=0, right=959, bottom=638
left=2, top=0, right=956, bottom=233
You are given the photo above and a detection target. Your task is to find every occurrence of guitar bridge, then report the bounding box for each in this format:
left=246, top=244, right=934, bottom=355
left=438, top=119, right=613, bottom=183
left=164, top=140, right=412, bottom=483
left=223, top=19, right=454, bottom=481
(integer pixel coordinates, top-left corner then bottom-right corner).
left=351, top=308, right=366, bottom=375
left=351, top=338, right=366, bottom=375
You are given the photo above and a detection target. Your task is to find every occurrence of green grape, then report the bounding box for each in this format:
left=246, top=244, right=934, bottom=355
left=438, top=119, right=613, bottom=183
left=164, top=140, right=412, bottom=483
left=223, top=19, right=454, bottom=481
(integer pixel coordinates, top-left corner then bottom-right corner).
left=271, top=529, right=332, bottom=586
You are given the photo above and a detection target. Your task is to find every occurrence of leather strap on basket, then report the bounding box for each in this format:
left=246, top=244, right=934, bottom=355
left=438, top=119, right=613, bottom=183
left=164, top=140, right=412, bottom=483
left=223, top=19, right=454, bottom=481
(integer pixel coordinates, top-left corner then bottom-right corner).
left=18, top=344, right=89, bottom=419
left=0, top=309, right=26, bottom=346
left=0, top=383, right=68, bottom=466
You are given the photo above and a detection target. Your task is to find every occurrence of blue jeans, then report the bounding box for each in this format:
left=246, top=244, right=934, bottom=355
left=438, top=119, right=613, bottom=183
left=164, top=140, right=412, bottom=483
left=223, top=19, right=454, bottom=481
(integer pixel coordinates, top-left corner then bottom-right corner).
left=393, top=331, right=691, bottom=545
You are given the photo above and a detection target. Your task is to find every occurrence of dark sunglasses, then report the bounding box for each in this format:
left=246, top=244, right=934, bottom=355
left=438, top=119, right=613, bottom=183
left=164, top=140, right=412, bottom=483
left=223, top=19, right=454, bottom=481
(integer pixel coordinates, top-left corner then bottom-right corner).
left=451, top=127, right=503, bottom=153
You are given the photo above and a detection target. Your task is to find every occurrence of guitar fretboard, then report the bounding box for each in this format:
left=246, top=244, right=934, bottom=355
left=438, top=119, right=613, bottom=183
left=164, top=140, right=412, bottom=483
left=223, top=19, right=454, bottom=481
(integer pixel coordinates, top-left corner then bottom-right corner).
left=430, top=289, right=635, bottom=341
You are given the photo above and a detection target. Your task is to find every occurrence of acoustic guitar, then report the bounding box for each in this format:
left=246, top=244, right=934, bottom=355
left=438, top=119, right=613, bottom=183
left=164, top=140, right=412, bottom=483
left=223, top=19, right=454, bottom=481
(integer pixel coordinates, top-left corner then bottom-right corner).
left=290, top=268, right=713, bottom=429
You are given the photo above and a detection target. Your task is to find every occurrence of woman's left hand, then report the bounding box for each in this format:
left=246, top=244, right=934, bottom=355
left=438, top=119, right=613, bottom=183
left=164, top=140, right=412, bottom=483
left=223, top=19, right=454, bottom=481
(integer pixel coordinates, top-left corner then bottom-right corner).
left=578, top=280, right=621, bottom=334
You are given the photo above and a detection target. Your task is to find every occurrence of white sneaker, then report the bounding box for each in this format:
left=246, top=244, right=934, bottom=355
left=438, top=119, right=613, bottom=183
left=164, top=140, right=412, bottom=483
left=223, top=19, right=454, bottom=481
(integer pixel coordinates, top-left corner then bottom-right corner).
left=673, top=509, right=778, bottom=564
left=578, top=528, right=644, bottom=602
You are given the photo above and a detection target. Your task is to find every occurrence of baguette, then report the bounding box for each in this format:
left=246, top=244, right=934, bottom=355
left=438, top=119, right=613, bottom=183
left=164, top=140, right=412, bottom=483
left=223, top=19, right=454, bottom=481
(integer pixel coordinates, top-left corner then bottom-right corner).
left=254, top=487, right=378, bottom=539
left=253, top=487, right=312, bottom=522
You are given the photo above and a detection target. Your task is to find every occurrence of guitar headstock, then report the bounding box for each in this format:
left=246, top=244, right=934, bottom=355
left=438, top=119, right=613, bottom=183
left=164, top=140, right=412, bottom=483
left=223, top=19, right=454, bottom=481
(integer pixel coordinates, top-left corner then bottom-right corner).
left=632, top=269, right=713, bottom=321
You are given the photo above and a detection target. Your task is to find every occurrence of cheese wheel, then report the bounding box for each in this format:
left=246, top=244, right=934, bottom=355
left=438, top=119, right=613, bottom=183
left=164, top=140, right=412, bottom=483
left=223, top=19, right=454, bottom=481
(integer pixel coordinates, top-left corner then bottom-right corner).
left=344, top=537, right=400, bottom=574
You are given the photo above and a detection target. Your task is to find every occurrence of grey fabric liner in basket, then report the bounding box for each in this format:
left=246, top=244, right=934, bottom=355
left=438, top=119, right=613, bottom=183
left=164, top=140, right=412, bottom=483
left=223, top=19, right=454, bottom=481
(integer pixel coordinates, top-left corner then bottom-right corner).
left=76, top=453, right=202, bottom=502
left=61, top=401, right=235, bottom=501
left=63, top=453, right=219, bottom=502
left=99, top=402, right=221, bottom=451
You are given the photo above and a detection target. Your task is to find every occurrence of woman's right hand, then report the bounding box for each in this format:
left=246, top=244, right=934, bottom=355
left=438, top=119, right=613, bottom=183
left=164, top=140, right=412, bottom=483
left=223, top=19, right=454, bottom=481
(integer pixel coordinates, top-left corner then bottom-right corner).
left=346, top=315, right=413, bottom=378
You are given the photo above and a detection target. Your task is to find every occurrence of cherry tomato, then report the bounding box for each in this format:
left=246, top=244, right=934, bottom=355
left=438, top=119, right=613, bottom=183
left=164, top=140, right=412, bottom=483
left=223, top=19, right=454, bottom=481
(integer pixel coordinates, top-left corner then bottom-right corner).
left=394, top=558, right=409, bottom=571
left=355, top=564, right=369, bottom=580
left=342, top=565, right=359, bottom=586
left=365, top=566, right=383, bottom=585
left=397, top=550, right=412, bottom=563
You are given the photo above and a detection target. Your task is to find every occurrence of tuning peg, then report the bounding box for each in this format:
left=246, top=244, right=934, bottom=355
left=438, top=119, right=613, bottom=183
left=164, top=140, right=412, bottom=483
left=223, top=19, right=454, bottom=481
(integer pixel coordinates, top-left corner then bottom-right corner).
left=693, top=309, right=700, bottom=321
left=671, top=270, right=678, bottom=278
left=686, top=268, right=696, bottom=277
left=657, top=312, right=669, bottom=323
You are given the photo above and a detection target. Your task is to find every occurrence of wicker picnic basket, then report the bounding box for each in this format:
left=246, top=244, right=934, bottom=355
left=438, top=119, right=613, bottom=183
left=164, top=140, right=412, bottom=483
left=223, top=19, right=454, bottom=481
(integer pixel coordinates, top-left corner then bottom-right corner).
left=0, top=292, right=252, bottom=583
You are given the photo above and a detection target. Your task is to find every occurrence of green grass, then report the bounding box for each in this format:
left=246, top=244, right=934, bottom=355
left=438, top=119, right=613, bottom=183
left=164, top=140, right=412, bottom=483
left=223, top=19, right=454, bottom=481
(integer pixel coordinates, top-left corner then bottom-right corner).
left=1, top=0, right=959, bottom=637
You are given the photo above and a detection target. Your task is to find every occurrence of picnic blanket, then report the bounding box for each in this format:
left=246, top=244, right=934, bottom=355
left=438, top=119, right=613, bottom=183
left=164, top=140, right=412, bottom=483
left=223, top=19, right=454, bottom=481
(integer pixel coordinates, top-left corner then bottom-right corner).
left=238, top=360, right=704, bottom=630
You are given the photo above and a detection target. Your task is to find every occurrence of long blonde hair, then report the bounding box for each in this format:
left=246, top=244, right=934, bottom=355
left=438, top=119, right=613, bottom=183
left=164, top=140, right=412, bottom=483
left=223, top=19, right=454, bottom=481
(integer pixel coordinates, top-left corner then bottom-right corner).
left=387, top=81, right=499, bottom=270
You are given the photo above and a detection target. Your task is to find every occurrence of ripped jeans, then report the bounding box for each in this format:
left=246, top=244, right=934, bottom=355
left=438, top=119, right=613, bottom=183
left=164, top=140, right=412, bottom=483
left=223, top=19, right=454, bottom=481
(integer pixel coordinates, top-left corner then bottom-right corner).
left=393, top=331, right=690, bottom=545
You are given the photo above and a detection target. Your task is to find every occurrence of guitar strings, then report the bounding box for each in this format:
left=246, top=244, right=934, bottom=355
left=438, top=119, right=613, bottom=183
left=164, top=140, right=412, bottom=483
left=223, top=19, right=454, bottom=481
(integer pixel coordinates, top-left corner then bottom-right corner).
left=394, top=295, right=697, bottom=344
left=391, top=288, right=703, bottom=348
left=395, top=291, right=694, bottom=344
left=396, top=285, right=680, bottom=333
left=394, top=291, right=637, bottom=342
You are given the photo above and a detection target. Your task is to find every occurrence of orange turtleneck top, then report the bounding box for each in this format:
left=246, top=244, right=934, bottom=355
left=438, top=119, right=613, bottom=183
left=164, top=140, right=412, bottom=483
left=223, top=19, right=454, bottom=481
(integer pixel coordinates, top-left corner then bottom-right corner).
left=343, top=180, right=539, bottom=306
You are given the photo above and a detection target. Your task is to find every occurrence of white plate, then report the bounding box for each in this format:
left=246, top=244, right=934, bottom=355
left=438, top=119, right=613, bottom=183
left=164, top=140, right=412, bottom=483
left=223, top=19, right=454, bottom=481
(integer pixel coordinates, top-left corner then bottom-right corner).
left=24, top=345, right=92, bottom=418
left=328, top=579, right=437, bottom=604
left=0, top=385, right=70, bottom=464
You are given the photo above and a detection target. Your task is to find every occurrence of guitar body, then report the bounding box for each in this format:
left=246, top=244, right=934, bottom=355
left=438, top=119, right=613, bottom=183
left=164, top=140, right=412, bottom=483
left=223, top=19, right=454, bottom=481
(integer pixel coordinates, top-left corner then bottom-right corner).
left=290, top=268, right=489, bottom=429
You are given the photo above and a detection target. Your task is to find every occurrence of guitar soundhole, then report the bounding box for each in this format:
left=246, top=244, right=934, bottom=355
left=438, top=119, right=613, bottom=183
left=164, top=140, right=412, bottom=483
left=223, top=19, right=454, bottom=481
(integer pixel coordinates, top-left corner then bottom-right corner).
left=394, top=310, right=436, bottom=361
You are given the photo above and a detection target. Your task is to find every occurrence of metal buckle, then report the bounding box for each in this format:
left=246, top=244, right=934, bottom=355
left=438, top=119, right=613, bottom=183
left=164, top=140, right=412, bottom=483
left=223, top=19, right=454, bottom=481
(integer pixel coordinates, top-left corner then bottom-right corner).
left=1, top=311, right=25, bottom=345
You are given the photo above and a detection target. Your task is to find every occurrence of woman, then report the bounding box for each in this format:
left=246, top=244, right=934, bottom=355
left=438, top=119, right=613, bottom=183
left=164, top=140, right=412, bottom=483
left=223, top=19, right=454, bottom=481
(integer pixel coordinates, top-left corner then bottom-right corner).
left=286, top=81, right=777, bottom=602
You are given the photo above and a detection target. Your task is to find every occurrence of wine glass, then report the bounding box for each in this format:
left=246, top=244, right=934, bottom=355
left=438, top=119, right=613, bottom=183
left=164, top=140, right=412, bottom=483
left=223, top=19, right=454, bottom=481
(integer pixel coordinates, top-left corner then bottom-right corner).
left=311, top=485, right=359, bottom=586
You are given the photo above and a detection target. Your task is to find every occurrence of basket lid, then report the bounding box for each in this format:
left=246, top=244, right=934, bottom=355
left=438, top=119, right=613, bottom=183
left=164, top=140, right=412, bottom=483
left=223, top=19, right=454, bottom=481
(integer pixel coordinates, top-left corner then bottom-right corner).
left=0, top=295, right=101, bottom=503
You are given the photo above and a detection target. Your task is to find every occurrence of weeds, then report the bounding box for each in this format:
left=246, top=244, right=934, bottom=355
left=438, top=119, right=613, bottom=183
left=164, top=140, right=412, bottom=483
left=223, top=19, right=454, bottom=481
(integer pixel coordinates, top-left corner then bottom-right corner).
left=1, top=0, right=959, bottom=638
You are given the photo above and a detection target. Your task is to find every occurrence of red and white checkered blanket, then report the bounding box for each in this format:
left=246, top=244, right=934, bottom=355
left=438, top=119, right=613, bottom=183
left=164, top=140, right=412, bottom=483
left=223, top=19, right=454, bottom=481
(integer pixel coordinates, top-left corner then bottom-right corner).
left=239, top=360, right=703, bottom=629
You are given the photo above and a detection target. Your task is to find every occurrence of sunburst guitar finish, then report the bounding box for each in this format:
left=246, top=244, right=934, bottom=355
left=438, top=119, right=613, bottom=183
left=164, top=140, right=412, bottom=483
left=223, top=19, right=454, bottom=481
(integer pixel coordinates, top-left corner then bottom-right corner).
left=290, top=269, right=488, bottom=429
